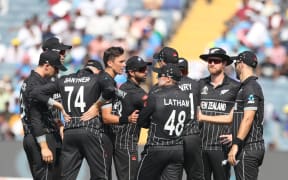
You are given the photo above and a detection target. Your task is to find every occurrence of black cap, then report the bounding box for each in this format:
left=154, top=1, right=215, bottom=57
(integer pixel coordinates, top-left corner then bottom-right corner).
left=126, top=56, right=152, bottom=71
left=199, top=47, right=232, bottom=66
left=85, top=60, right=103, bottom=71
left=178, top=57, right=188, bottom=70
left=231, top=51, right=258, bottom=68
left=158, top=47, right=179, bottom=64
left=39, top=50, right=67, bottom=71
left=153, top=52, right=160, bottom=61
left=153, top=63, right=181, bottom=81
left=42, top=37, right=72, bottom=51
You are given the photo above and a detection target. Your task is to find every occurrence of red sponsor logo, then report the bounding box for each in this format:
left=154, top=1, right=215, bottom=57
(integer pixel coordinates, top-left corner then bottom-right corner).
left=131, top=155, right=137, bottom=161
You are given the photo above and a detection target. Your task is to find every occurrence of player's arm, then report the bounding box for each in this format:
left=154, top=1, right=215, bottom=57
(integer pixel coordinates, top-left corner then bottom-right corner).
left=229, top=91, right=259, bottom=165
left=31, top=81, right=70, bottom=122
left=137, top=94, right=155, bottom=128
left=197, top=107, right=234, bottom=124
left=29, top=103, right=54, bottom=163
left=101, top=103, right=139, bottom=124
left=31, top=81, right=58, bottom=104
left=81, top=76, right=116, bottom=121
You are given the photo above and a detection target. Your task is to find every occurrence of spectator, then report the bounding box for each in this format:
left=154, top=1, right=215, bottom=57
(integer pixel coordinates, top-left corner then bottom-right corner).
left=0, top=113, right=14, bottom=141
left=17, top=19, right=42, bottom=50
left=266, top=36, right=287, bottom=67
left=4, top=38, right=25, bottom=64
left=256, top=56, right=279, bottom=79
left=0, top=0, right=8, bottom=16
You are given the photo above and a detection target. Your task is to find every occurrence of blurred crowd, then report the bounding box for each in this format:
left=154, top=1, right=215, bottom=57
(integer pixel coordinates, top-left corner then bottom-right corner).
left=212, top=0, right=288, bottom=151
left=1, top=0, right=288, bottom=151
left=214, top=0, right=288, bottom=80
left=0, top=0, right=190, bottom=140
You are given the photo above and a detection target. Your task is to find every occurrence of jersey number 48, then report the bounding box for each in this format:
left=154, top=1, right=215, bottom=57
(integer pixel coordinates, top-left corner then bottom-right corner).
left=164, top=110, right=186, bottom=136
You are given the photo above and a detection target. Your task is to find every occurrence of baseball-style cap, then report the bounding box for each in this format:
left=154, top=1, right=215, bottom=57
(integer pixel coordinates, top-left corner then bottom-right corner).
left=85, top=60, right=103, bottom=71
left=39, top=50, right=67, bottom=71
left=158, top=47, right=179, bottom=64
left=153, top=63, right=182, bottom=81
left=126, top=56, right=152, bottom=71
left=42, top=37, right=72, bottom=51
left=199, top=47, right=232, bottom=66
left=178, top=57, right=188, bottom=71
left=153, top=52, right=160, bottom=61
left=231, top=51, right=258, bottom=68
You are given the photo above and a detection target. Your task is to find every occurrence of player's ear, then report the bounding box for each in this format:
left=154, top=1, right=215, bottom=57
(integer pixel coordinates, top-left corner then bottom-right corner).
left=107, top=59, right=113, bottom=68
left=128, top=70, right=135, bottom=76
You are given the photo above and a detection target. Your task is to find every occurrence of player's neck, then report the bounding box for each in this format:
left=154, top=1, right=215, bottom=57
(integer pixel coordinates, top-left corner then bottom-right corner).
left=130, top=77, right=140, bottom=85
left=240, top=70, right=254, bottom=82
left=35, top=67, right=46, bottom=78
left=210, top=73, right=224, bottom=87
left=105, top=68, right=116, bottom=78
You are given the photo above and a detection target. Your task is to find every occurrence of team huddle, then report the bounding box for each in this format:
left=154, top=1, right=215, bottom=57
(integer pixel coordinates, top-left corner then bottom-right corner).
left=19, top=37, right=265, bottom=180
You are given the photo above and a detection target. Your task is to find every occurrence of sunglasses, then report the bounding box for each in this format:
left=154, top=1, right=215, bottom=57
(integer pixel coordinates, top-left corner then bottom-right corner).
left=52, top=49, right=66, bottom=55
left=207, top=58, right=222, bottom=64
left=136, top=67, right=147, bottom=73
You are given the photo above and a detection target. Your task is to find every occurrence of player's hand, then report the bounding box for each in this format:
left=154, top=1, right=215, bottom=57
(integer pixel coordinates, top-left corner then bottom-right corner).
left=228, top=144, right=238, bottom=166
left=197, top=109, right=203, bottom=122
left=128, top=110, right=139, bottom=123
left=226, top=109, right=234, bottom=122
left=81, top=104, right=99, bottom=121
left=62, top=110, right=71, bottom=122
left=41, top=147, right=53, bottom=164
left=59, top=125, right=64, bottom=140
left=219, top=134, right=232, bottom=146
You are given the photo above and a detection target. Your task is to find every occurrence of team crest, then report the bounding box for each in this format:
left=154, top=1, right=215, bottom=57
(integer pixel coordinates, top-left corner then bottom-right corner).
left=201, top=86, right=208, bottom=95
left=247, top=94, right=255, bottom=104
left=220, top=89, right=229, bottom=95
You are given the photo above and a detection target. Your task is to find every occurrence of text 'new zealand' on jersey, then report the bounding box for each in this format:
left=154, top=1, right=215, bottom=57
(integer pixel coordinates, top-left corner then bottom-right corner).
left=138, top=84, right=192, bottom=146
left=232, top=76, right=265, bottom=151
left=199, top=75, right=240, bottom=150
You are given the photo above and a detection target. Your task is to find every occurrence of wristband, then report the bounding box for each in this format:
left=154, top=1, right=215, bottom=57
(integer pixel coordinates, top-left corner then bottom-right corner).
left=232, top=137, right=244, bottom=149
left=36, top=135, right=47, bottom=143
left=119, top=116, right=128, bottom=124
left=48, top=98, right=56, bottom=107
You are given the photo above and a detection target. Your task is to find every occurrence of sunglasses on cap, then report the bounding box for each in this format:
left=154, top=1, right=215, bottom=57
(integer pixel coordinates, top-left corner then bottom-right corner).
left=52, top=49, right=66, bottom=55
left=207, top=58, right=223, bottom=64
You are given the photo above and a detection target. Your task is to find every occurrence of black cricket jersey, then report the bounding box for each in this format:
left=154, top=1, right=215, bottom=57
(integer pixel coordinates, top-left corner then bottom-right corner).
left=178, top=76, right=200, bottom=136
left=49, top=76, right=62, bottom=122
left=99, top=71, right=124, bottom=136
left=105, top=79, right=147, bottom=151
left=138, top=84, right=191, bottom=146
left=118, top=79, right=147, bottom=150
left=232, top=76, right=265, bottom=151
left=199, top=75, right=240, bottom=151
left=31, top=68, right=102, bottom=133
left=20, top=70, right=57, bottom=137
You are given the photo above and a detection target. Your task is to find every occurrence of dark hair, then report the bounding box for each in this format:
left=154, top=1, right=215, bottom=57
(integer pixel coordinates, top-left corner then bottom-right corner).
left=103, top=46, right=125, bottom=67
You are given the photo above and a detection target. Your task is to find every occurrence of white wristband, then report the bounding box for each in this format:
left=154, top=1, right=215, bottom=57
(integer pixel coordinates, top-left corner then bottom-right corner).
left=48, top=98, right=56, bottom=107
left=36, top=135, right=47, bottom=143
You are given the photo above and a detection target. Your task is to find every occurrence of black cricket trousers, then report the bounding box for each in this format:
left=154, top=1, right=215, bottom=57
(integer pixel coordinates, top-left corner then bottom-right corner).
left=23, top=133, right=62, bottom=180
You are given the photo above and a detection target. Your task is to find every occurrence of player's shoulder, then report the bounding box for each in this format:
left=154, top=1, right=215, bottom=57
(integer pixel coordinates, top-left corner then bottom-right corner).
left=243, top=77, right=263, bottom=94
left=226, top=76, right=240, bottom=86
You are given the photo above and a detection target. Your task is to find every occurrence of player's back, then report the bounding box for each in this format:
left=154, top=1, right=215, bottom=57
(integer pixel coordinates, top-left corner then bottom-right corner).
left=147, top=85, right=191, bottom=146
left=58, top=69, right=101, bottom=117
